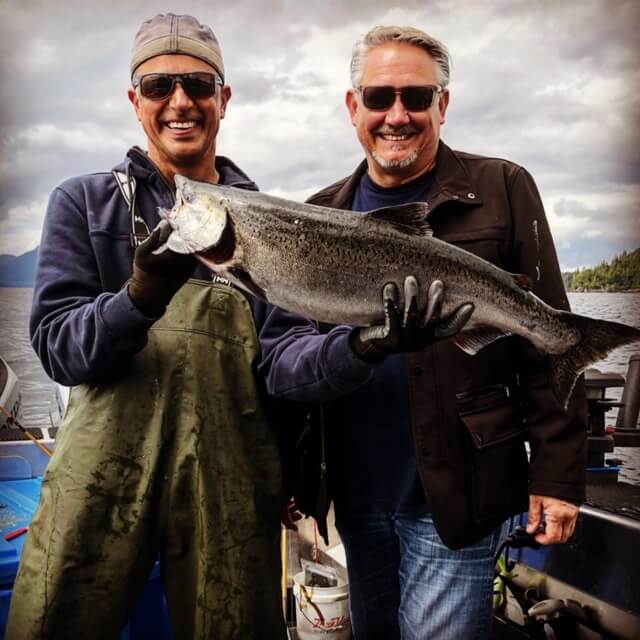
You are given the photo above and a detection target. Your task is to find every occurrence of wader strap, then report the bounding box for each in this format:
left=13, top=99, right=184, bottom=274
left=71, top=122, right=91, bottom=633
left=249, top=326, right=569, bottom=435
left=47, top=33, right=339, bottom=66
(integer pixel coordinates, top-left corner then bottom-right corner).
left=114, top=171, right=233, bottom=287
left=112, top=169, right=151, bottom=248
left=7, top=280, right=286, bottom=639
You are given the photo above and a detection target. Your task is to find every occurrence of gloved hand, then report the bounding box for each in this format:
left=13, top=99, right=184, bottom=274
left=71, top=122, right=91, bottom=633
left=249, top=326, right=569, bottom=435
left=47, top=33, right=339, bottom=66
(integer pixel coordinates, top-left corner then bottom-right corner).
left=351, top=276, right=474, bottom=362
left=281, top=496, right=304, bottom=532
left=128, top=220, right=197, bottom=317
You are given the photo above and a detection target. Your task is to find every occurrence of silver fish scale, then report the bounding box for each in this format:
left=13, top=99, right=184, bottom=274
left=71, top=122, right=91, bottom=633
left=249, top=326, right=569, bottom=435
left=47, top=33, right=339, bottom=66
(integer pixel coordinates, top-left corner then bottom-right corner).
left=175, top=181, right=579, bottom=352
left=169, top=177, right=640, bottom=407
left=232, top=196, right=572, bottom=351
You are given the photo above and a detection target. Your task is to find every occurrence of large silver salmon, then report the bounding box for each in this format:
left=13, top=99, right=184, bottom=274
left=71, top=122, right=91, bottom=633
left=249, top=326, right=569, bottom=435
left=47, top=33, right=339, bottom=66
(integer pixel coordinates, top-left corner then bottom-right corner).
left=162, top=175, right=640, bottom=407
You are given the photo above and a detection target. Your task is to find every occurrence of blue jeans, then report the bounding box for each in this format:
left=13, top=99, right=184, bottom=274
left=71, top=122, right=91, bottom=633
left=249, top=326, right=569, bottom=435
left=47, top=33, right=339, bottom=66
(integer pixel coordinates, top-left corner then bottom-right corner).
left=335, top=509, right=502, bottom=640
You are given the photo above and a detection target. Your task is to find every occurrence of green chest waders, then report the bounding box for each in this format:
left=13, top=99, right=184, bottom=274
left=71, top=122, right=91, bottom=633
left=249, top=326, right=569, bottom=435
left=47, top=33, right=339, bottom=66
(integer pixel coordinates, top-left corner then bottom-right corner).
left=6, top=281, right=287, bottom=640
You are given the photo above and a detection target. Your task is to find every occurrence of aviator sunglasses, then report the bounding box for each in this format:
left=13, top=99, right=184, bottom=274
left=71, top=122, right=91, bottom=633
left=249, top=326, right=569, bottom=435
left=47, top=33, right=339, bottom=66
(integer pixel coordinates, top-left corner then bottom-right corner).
left=133, top=72, right=222, bottom=101
left=359, top=85, right=443, bottom=111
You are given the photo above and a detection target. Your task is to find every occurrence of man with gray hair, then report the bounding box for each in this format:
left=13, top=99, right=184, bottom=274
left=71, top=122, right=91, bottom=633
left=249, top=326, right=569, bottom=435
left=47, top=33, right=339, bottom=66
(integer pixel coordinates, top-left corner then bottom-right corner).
left=6, top=13, right=288, bottom=640
left=258, top=25, right=586, bottom=639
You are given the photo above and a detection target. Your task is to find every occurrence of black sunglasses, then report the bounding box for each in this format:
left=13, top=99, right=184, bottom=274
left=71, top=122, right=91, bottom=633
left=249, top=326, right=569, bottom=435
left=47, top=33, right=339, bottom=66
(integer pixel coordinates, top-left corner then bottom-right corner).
left=359, top=85, right=442, bottom=111
left=133, top=72, right=222, bottom=101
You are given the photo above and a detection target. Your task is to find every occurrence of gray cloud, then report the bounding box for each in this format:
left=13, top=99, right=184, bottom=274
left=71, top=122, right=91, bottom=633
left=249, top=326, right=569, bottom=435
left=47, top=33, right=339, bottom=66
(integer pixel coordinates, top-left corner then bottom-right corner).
left=1, top=0, right=639, bottom=266
left=560, top=237, right=639, bottom=271
left=554, top=199, right=590, bottom=218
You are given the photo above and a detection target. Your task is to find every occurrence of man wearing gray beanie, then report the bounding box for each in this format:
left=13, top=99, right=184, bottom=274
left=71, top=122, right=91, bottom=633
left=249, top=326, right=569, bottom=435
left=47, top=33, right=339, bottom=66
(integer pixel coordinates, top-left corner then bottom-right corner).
left=6, top=13, right=290, bottom=640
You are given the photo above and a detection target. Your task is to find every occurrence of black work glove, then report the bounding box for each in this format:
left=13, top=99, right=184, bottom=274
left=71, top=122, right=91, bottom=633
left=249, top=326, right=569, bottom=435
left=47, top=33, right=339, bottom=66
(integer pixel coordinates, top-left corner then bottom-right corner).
left=128, top=220, right=197, bottom=317
left=351, top=276, right=474, bottom=362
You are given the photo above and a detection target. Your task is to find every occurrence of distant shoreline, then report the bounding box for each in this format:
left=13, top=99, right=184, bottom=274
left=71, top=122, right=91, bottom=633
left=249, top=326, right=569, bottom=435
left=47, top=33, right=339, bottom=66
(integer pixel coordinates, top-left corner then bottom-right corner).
left=2, top=285, right=640, bottom=293
left=567, top=289, right=640, bottom=294
left=0, top=284, right=35, bottom=289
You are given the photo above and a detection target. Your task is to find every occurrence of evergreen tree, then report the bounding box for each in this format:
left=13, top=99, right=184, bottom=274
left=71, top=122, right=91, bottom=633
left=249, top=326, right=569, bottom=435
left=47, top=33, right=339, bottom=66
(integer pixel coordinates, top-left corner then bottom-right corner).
left=565, top=249, right=640, bottom=291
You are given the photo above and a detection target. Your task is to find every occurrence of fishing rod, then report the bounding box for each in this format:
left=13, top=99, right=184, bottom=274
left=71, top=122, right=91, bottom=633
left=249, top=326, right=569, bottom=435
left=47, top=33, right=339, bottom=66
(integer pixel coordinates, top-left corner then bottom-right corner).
left=0, top=403, right=54, bottom=458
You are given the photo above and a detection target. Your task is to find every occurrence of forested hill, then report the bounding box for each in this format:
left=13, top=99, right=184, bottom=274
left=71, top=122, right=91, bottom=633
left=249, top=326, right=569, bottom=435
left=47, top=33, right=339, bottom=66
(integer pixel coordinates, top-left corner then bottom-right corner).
left=563, top=249, right=640, bottom=291
left=0, top=249, right=38, bottom=287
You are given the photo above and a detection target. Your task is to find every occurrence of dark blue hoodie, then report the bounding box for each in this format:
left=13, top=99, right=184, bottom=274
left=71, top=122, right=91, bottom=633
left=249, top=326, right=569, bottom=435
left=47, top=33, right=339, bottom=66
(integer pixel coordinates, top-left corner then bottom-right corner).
left=30, top=146, right=373, bottom=395
left=30, top=146, right=257, bottom=385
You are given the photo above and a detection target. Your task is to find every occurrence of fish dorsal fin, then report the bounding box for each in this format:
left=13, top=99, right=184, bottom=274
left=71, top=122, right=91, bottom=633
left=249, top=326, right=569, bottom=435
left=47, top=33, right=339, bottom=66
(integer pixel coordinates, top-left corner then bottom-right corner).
left=509, top=272, right=533, bottom=291
left=366, top=203, right=433, bottom=236
left=452, top=326, right=513, bottom=355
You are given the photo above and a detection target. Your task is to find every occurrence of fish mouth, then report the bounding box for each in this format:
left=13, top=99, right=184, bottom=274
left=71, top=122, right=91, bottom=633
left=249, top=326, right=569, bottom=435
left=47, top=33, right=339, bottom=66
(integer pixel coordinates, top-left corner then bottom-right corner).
left=200, top=219, right=235, bottom=264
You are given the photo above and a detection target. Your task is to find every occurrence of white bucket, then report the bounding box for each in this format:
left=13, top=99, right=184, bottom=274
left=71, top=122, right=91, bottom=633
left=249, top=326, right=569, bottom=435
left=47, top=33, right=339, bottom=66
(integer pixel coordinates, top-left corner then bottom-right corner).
left=293, top=571, right=351, bottom=639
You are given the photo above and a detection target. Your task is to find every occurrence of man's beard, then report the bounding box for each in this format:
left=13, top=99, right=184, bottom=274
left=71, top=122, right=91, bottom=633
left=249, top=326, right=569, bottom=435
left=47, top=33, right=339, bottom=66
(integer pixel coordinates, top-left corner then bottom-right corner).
left=370, top=125, right=421, bottom=171
left=371, top=147, right=420, bottom=170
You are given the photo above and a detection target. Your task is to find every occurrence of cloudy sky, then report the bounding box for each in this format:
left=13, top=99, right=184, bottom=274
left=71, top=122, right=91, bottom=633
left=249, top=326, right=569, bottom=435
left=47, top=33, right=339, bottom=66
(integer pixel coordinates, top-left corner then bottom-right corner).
left=1, top=0, right=638, bottom=270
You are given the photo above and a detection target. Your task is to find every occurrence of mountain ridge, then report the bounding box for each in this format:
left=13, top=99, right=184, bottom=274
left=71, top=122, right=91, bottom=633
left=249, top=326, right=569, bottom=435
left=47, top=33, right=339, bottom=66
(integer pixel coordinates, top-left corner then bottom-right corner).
left=0, top=248, right=38, bottom=287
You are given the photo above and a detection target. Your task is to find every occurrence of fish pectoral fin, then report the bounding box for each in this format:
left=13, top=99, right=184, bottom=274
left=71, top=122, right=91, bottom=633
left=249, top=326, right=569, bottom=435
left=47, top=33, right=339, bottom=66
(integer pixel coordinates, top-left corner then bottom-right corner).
left=228, top=267, right=267, bottom=301
left=452, top=326, right=513, bottom=355
left=366, top=203, right=433, bottom=236
left=508, top=272, right=534, bottom=291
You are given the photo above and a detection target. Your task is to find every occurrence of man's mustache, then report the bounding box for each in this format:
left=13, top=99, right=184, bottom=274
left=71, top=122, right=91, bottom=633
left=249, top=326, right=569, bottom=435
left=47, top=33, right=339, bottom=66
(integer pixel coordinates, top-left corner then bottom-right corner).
left=373, top=125, right=420, bottom=136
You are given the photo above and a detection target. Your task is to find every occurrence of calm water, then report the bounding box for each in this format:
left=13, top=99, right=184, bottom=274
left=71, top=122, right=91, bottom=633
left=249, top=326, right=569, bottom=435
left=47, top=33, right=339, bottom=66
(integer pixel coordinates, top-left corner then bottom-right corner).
left=568, top=292, right=640, bottom=382
left=1, top=288, right=639, bottom=477
left=0, top=288, right=56, bottom=429
left=568, top=292, right=640, bottom=484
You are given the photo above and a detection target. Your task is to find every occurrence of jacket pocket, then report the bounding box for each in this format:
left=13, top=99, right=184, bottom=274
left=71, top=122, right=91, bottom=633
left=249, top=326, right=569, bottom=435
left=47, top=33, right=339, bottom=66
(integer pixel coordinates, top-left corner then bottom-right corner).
left=441, top=226, right=507, bottom=264
left=439, top=226, right=506, bottom=244
left=458, top=387, right=529, bottom=523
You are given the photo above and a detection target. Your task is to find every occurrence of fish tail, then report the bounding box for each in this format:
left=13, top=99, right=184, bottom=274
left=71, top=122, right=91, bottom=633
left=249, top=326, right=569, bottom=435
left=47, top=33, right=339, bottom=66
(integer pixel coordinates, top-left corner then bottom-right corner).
left=550, top=313, right=640, bottom=408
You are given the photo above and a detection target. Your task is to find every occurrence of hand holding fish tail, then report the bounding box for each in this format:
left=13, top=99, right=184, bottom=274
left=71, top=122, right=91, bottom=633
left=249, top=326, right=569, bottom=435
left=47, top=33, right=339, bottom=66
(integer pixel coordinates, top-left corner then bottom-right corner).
left=351, top=277, right=474, bottom=362
left=128, top=220, right=197, bottom=317
left=526, top=494, right=579, bottom=545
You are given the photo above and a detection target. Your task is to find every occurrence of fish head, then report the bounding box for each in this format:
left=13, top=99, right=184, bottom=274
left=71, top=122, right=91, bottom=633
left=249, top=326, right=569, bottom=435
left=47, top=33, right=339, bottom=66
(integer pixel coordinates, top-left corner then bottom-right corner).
left=163, top=175, right=229, bottom=255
